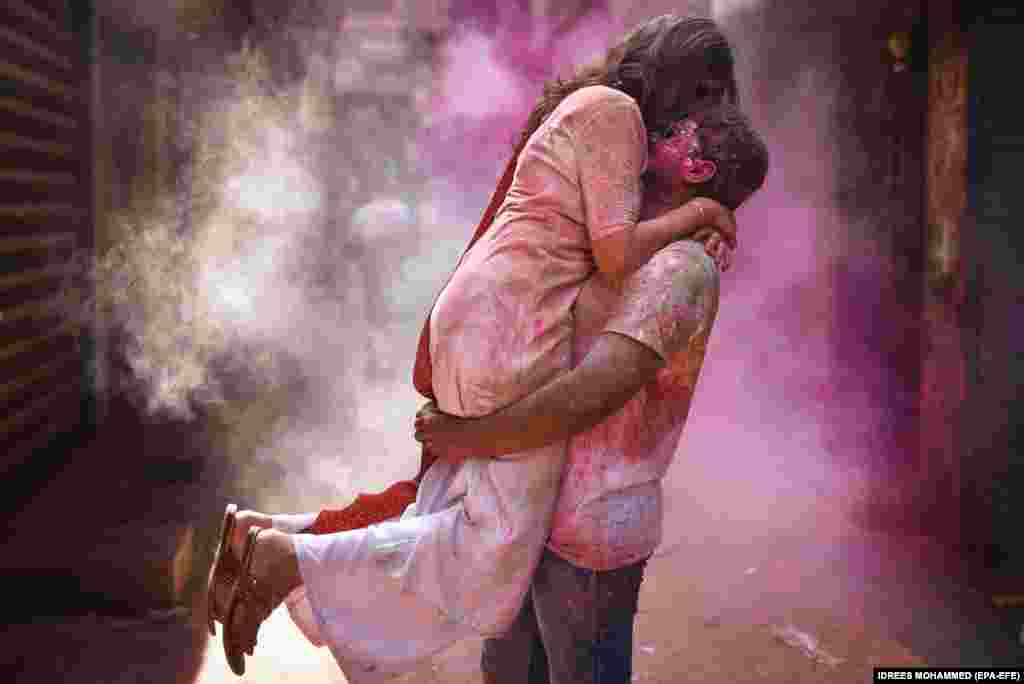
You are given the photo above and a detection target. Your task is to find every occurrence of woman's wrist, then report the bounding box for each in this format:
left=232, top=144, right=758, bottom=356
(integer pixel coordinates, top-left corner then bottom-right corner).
left=691, top=198, right=708, bottom=226
left=684, top=197, right=736, bottom=247
left=663, top=199, right=711, bottom=243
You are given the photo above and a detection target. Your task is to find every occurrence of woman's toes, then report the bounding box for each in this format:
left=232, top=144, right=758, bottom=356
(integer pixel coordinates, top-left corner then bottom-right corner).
left=232, top=511, right=273, bottom=558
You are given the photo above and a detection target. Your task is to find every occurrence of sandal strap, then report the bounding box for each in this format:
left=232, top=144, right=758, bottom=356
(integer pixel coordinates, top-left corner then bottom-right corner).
left=232, top=528, right=285, bottom=653
left=209, top=560, right=239, bottom=621
left=207, top=504, right=239, bottom=629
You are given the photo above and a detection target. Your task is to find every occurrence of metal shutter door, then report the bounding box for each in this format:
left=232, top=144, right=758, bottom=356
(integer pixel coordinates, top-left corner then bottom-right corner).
left=0, top=0, right=92, bottom=474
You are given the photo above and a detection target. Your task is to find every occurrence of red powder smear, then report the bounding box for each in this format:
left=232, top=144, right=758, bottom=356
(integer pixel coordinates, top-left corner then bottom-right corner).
left=309, top=480, right=419, bottom=534
left=648, top=122, right=700, bottom=192
left=649, top=136, right=689, bottom=181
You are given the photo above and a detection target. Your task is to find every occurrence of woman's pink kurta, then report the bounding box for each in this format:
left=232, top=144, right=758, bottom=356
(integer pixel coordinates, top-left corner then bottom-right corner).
left=287, top=85, right=648, bottom=681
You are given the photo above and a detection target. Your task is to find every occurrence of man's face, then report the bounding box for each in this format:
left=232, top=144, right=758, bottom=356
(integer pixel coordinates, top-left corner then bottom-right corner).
left=648, top=120, right=703, bottom=193
left=643, top=120, right=719, bottom=218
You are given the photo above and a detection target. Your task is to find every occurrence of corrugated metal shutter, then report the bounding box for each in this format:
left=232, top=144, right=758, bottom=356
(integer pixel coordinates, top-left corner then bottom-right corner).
left=0, top=0, right=92, bottom=474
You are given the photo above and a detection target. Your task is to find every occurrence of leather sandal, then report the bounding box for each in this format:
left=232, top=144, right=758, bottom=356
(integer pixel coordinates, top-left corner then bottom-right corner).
left=223, top=528, right=280, bottom=676
left=206, top=504, right=241, bottom=635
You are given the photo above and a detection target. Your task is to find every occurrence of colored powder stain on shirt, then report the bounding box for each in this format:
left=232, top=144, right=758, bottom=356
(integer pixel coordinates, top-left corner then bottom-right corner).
left=549, top=241, right=720, bottom=571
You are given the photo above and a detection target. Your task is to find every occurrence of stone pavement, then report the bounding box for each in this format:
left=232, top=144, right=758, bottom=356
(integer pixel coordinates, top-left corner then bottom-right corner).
left=7, top=414, right=1020, bottom=683
left=194, top=491, right=1022, bottom=684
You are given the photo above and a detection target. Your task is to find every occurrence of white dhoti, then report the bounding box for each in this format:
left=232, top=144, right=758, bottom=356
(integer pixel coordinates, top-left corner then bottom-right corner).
left=280, top=440, right=567, bottom=682
left=279, top=194, right=581, bottom=679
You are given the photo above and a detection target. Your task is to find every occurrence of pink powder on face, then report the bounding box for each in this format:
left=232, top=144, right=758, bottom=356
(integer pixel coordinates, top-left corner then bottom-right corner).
left=648, top=120, right=702, bottom=192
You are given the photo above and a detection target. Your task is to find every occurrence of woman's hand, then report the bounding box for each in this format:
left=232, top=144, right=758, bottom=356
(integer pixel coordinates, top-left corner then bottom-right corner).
left=414, top=401, right=478, bottom=460
left=682, top=198, right=735, bottom=273
left=692, top=226, right=734, bottom=273
left=688, top=197, right=737, bottom=248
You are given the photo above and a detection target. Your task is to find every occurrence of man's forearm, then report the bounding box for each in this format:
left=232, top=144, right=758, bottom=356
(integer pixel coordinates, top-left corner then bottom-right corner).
left=449, top=332, right=665, bottom=457
left=453, top=375, right=602, bottom=457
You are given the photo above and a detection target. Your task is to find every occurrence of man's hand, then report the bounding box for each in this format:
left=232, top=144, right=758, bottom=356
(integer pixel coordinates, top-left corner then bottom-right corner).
left=414, top=401, right=480, bottom=460
left=414, top=401, right=449, bottom=444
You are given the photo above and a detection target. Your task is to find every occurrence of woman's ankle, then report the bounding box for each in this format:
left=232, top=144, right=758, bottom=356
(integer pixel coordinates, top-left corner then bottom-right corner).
left=232, top=510, right=273, bottom=554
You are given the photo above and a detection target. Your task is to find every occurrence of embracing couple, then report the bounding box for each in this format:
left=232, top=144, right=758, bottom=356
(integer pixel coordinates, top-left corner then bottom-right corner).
left=206, top=14, right=769, bottom=684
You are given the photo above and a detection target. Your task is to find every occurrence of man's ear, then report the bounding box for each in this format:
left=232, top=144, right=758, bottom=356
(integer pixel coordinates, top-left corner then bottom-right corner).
left=683, top=158, right=717, bottom=184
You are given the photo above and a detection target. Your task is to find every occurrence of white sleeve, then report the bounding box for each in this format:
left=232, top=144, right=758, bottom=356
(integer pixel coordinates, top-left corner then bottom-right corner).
left=271, top=513, right=319, bottom=533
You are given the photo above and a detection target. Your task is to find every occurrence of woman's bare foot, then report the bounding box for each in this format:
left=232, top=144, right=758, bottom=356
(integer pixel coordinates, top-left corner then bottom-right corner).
left=223, top=528, right=303, bottom=672
left=232, top=510, right=274, bottom=556
left=207, top=509, right=275, bottom=636
left=228, top=528, right=302, bottom=592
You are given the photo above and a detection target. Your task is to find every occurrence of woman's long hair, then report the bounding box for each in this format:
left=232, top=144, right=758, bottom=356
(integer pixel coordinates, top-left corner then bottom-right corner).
left=514, top=15, right=739, bottom=157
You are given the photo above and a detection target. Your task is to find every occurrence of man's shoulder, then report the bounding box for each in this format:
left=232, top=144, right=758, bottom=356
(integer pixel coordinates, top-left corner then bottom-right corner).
left=607, top=240, right=718, bottom=361
left=635, top=240, right=719, bottom=301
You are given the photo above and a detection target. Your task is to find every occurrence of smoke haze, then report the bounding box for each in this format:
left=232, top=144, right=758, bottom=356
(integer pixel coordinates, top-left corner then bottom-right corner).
left=94, top=0, right=908, bottom=568
left=61, top=2, right=938, bottom=681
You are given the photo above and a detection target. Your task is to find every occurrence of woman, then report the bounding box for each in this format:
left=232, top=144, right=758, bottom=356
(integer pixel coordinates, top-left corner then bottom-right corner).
left=211, top=15, right=743, bottom=681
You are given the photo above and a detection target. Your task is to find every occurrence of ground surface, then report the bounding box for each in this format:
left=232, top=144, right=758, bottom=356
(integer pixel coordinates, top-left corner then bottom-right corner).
left=193, top=480, right=1023, bottom=683
left=6, top=431, right=1022, bottom=683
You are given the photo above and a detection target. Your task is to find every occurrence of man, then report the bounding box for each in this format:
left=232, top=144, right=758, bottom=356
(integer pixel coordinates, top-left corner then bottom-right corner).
left=416, top=235, right=720, bottom=683
left=415, top=111, right=768, bottom=682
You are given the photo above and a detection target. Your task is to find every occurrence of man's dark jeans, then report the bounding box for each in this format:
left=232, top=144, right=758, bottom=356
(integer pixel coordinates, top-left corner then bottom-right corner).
left=481, top=548, right=649, bottom=684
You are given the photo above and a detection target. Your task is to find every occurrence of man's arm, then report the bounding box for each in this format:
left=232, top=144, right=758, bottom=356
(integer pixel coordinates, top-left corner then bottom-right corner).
left=414, top=331, right=665, bottom=458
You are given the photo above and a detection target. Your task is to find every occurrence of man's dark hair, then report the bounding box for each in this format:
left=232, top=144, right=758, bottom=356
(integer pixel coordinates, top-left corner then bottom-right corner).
left=689, top=105, right=770, bottom=211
